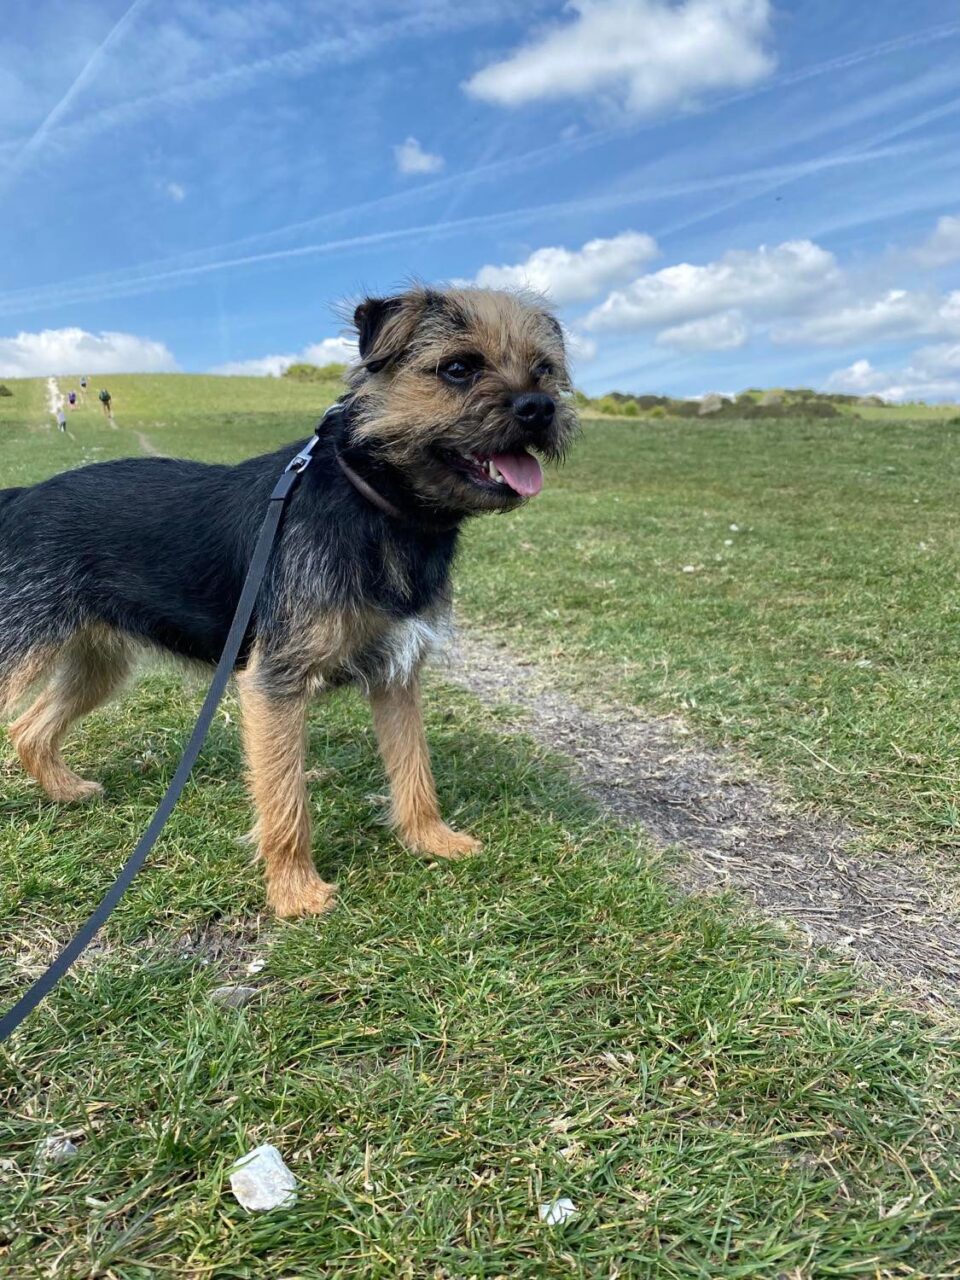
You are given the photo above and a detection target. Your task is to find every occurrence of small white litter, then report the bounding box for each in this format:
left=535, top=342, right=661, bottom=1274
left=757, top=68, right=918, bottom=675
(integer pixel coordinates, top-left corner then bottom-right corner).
left=210, top=985, right=259, bottom=1009
left=229, top=1144, right=297, bottom=1211
left=539, top=1197, right=577, bottom=1226
left=39, top=1135, right=78, bottom=1165
left=246, top=959, right=266, bottom=975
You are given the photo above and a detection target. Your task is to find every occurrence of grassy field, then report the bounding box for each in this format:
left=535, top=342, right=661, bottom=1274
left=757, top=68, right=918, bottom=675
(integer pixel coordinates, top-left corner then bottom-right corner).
left=463, top=413, right=960, bottom=874
left=1, top=376, right=960, bottom=1276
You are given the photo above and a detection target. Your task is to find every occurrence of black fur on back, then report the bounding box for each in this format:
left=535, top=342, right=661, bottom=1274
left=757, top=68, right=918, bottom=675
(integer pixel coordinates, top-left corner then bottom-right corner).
left=0, top=408, right=460, bottom=674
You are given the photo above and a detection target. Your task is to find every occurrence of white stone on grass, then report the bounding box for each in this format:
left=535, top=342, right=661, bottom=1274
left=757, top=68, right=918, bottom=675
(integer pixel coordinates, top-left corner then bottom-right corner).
left=539, top=1197, right=577, bottom=1225
left=229, top=1144, right=297, bottom=1211
left=39, top=1135, right=78, bottom=1165
left=210, top=985, right=258, bottom=1009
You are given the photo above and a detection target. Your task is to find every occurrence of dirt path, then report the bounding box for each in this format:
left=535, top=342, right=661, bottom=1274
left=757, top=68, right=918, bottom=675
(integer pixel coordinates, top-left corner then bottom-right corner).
left=451, top=634, right=960, bottom=1009
left=134, top=430, right=164, bottom=457
left=45, top=376, right=62, bottom=423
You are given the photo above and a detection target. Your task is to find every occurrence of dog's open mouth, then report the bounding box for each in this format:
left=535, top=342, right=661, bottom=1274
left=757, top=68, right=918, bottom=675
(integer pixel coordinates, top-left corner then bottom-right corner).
left=443, top=448, right=544, bottom=497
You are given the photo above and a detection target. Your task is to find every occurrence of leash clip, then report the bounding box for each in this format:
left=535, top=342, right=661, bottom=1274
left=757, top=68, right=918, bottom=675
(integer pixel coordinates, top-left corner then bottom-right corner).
left=286, top=400, right=346, bottom=474
left=285, top=439, right=318, bottom=474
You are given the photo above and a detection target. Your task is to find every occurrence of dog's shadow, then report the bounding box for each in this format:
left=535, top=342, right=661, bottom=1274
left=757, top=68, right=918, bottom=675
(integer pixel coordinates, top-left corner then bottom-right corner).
left=0, top=686, right=592, bottom=888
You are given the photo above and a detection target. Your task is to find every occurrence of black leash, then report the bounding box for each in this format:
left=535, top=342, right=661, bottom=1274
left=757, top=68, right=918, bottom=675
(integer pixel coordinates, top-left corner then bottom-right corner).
left=0, top=425, right=326, bottom=1044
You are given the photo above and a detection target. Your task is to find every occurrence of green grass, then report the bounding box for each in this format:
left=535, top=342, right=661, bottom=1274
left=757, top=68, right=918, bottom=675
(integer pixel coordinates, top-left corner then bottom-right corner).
left=2, top=379, right=960, bottom=1276
left=462, top=413, right=960, bottom=874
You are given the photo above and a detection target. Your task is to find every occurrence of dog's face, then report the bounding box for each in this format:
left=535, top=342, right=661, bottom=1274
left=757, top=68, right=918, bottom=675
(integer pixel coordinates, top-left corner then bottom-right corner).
left=347, top=286, right=579, bottom=514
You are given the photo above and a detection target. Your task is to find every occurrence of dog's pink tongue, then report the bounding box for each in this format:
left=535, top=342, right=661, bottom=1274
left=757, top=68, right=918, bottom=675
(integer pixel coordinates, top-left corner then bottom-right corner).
left=491, top=451, right=543, bottom=497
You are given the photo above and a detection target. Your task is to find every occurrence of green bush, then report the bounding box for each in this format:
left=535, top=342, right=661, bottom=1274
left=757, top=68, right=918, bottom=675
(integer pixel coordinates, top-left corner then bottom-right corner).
left=0, top=385, right=12, bottom=397
left=621, top=400, right=640, bottom=417
left=283, top=362, right=347, bottom=382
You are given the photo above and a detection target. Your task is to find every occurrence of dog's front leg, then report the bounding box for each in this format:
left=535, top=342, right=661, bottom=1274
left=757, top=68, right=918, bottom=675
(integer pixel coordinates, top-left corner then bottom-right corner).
left=369, top=676, right=481, bottom=860
left=236, top=663, right=336, bottom=918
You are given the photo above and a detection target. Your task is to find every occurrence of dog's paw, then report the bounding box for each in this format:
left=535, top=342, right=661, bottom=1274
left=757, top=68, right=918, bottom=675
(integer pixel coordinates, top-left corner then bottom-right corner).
left=268, top=872, right=337, bottom=919
left=408, top=823, right=482, bottom=861
left=50, top=776, right=104, bottom=804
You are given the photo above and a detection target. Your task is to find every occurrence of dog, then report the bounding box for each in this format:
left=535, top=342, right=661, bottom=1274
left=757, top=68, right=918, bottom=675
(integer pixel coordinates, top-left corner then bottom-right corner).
left=0, top=286, right=578, bottom=917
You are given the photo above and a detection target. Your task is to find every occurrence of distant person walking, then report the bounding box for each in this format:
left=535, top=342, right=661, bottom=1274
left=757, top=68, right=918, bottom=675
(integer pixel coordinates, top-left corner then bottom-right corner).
left=56, top=409, right=66, bottom=432
left=68, top=391, right=77, bottom=408
left=98, top=388, right=112, bottom=419
left=79, top=376, right=87, bottom=403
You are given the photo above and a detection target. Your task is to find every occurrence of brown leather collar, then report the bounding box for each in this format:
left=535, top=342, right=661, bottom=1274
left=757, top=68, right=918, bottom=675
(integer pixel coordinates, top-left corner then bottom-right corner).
left=335, top=452, right=406, bottom=521
left=335, top=451, right=456, bottom=533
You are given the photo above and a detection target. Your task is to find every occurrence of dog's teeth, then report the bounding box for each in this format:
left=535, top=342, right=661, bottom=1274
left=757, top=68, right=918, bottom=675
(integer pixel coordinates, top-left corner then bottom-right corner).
left=488, top=460, right=504, bottom=483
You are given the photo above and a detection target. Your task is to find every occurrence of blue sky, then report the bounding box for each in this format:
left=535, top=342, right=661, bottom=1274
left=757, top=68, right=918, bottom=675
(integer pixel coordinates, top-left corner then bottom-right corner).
left=2, top=0, right=960, bottom=399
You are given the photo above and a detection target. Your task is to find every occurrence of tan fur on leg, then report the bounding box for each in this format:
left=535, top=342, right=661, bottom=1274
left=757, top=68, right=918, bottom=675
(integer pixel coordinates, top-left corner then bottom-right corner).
left=237, top=662, right=335, bottom=918
left=8, top=627, right=132, bottom=802
left=370, top=676, right=480, bottom=859
left=0, top=647, right=56, bottom=719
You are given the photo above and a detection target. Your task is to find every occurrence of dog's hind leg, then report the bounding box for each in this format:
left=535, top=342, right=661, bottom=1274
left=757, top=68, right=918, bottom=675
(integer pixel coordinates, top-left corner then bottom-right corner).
left=369, top=675, right=481, bottom=860
left=8, top=626, right=133, bottom=802
left=236, top=659, right=336, bottom=918
left=0, top=647, right=59, bottom=720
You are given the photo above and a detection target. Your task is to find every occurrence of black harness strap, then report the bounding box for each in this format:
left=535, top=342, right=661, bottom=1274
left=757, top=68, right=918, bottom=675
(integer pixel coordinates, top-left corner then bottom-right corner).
left=0, top=428, right=325, bottom=1044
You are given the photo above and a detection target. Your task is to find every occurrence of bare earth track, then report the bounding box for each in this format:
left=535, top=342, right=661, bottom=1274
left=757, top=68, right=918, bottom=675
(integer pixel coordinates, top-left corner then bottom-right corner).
left=452, top=633, right=960, bottom=1010
left=134, top=429, right=164, bottom=457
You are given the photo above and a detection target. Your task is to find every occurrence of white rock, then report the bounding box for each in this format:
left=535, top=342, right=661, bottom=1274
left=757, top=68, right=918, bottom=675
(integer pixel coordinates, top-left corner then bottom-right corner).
left=210, top=985, right=259, bottom=1009
left=229, top=1144, right=297, bottom=1211
left=246, top=959, right=266, bottom=974
left=40, top=1135, right=78, bottom=1165
left=539, top=1197, right=577, bottom=1225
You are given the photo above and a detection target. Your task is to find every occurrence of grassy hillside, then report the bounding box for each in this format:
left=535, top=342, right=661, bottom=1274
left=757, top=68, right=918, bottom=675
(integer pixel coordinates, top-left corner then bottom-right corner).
left=462, top=411, right=960, bottom=874
left=6, top=374, right=960, bottom=867
left=1, top=377, right=960, bottom=1276
left=577, top=384, right=960, bottom=422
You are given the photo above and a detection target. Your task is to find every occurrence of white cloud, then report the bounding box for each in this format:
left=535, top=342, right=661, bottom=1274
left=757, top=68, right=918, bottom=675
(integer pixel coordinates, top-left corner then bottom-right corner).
left=211, top=353, right=294, bottom=377
left=469, top=232, right=658, bottom=304
left=656, top=310, right=748, bottom=351
left=464, top=0, right=775, bottom=115
left=565, top=331, right=598, bottom=362
left=912, top=214, right=960, bottom=268
left=301, top=337, right=358, bottom=365
left=825, top=351, right=960, bottom=403
left=394, top=136, right=444, bottom=175
left=211, top=335, right=357, bottom=377
left=0, top=327, right=177, bottom=377
left=585, top=239, right=839, bottom=332
left=824, top=358, right=889, bottom=394
left=909, top=341, right=960, bottom=377
left=774, top=289, right=960, bottom=346
left=166, top=181, right=187, bottom=202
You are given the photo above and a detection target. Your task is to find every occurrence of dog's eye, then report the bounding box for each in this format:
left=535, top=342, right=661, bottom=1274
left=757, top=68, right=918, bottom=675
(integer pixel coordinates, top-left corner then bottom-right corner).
left=533, top=361, right=554, bottom=379
left=439, top=357, right=480, bottom=385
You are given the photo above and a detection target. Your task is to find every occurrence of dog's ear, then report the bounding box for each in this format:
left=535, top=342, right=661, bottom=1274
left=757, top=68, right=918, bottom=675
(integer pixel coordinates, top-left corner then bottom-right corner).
left=545, top=313, right=566, bottom=350
left=354, top=295, right=421, bottom=372
left=354, top=297, right=402, bottom=359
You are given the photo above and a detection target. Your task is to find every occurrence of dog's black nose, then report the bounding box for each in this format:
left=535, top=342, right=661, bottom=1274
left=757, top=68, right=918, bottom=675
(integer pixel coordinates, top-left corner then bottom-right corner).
left=512, top=392, right=556, bottom=428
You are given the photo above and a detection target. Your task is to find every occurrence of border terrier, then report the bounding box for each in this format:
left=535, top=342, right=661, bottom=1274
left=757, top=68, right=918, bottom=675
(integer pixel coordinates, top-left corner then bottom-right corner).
left=0, top=286, right=578, bottom=917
